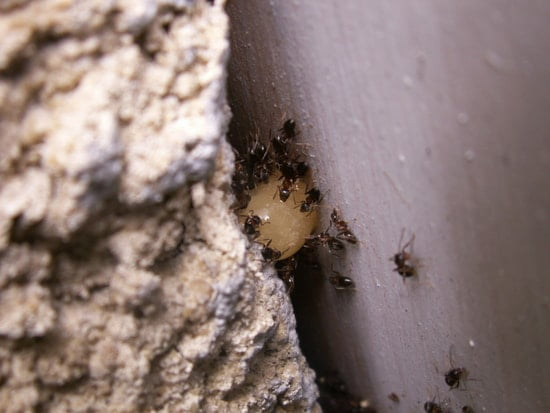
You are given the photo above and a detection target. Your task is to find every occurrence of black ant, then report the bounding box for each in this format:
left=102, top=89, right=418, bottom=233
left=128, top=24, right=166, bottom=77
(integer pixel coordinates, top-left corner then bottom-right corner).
left=462, top=406, right=475, bottom=413
left=252, top=162, right=270, bottom=184
left=275, top=159, right=309, bottom=203
left=248, top=139, right=268, bottom=164
left=305, top=227, right=345, bottom=255
left=280, top=118, right=297, bottom=138
left=278, top=159, right=297, bottom=181
left=444, top=347, right=468, bottom=390
left=274, top=178, right=294, bottom=202
left=328, top=270, right=355, bottom=290
left=330, top=208, right=358, bottom=244
left=390, top=230, right=417, bottom=279
left=242, top=211, right=262, bottom=239
left=271, top=133, right=289, bottom=158
left=238, top=132, right=279, bottom=200
left=293, top=160, right=309, bottom=178
left=275, top=257, right=297, bottom=293
left=271, top=118, right=297, bottom=158
left=240, top=131, right=272, bottom=189
left=231, top=157, right=252, bottom=208
left=278, top=158, right=309, bottom=182
left=231, top=186, right=251, bottom=211
left=260, top=240, right=282, bottom=262
left=251, top=153, right=272, bottom=187
left=445, top=366, right=468, bottom=390
left=299, top=187, right=322, bottom=214
left=387, top=393, right=400, bottom=403
left=232, top=159, right=248, bottom=188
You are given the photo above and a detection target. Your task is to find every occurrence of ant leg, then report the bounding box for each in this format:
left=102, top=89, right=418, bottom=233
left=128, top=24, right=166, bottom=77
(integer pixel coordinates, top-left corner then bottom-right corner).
left=402, top=233, right=415, bottom=251
left=398, top=228, right=406, bottom=250
left=305, top=205, right=319, bottom=217
left=260, top=239, right=273, bottom=248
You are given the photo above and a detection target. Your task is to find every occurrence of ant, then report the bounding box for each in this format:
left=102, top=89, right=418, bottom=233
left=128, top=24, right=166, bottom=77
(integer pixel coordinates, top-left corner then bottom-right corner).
left=271, top=133, right=289, bottom=158
left=252, top=161, right=270, bottom=184
left=390, top=229, right=417, bottom=279
left=231, top=186, right=251, bottom=211
left=231, top=158, right=252, bottom=208
left=330, top=208, right=358, bottom=244
left=276, top=160, right=309, bottom=203
left=293, top=160, right=309, bottom=178
left=270, top=118, right=297, bottom=159
left=232, top=159, right=248, bottom=189
left=445, top=366, right=468, bottom=390
left=278, top=158, right=309, bottom=182
left=278, top=159, right=297, bottom=181
left=305, top=227, right=345, bottom=255
left=242, top=131, right=272, bottom=188
left=299, top=187, right=322, bottom=214
left=260, top=240, right=283, bottom=262
left=280, top=118, right=297, bottom=139
left=275, top=160, right=302, bottom=203
left=275, top=257, right=297, bottom=293
left=242, top=211, right=263, bottom=239
left=462, top=406, right=475, bottom=413
left=275, top=177, right=294, bottom=202
left=444, top=346, right=469, bottom=390
left=248, top=139, right=268, bottom=164
left=328, top=270, right=355, bottom=290
left=387, top=392, right=400, bottom=403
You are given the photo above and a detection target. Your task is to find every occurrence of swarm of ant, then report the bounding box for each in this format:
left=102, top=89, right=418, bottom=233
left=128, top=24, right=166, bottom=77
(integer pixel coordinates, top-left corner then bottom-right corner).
left=231, top=118, right=358, bottom=292
left=232, top=120, right=478, bottom=412
left=232, top=119, right=302, bottom=210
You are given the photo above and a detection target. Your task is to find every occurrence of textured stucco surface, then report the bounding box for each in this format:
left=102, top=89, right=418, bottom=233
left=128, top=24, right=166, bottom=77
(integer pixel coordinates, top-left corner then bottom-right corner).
left=0, top=1, right=318, bottom=412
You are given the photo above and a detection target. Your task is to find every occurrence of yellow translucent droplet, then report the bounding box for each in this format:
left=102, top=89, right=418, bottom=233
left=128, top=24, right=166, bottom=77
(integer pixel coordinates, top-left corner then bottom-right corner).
left=242, top=173, right=319, bottom=260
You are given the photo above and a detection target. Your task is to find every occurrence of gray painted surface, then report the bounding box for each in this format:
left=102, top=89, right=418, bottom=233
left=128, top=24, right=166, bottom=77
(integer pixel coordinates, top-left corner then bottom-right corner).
left=227, top=1, right=550, bottom=411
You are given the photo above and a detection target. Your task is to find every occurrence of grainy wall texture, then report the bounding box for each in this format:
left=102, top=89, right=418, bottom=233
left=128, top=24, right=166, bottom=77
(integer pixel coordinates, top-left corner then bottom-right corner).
left=0, top=1, right=317, bottom=412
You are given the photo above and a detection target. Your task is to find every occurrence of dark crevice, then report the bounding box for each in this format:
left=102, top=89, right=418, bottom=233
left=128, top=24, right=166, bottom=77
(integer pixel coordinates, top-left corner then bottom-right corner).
left=0, top=31, right=69, bottom=79
left=225, top=2, right=380, bottom=411
left=134, top=29, right=157, bottom=60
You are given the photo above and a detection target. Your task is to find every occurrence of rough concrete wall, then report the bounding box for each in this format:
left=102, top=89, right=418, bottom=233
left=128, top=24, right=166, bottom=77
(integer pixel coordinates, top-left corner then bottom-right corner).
left=0, top=1, right=317, bottom=412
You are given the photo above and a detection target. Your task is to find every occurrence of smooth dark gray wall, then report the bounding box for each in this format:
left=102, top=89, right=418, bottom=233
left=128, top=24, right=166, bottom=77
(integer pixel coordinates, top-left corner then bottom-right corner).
left=227, top=1, right=550, bottom=411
